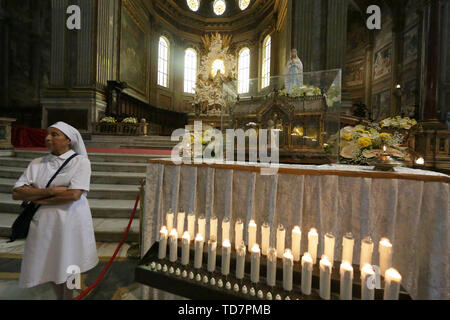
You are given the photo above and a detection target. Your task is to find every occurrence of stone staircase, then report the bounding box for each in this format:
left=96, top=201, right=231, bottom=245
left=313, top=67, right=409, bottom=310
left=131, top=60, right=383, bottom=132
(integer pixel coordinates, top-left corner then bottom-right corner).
left=0, top=149, right=164, bottom=243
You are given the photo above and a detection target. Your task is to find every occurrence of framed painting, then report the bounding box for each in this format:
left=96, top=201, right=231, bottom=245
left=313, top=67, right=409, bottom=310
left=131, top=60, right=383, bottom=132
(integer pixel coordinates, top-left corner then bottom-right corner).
left=373, top=46, right=392, bottom=81
left=344, top=60, right=365, bottom=87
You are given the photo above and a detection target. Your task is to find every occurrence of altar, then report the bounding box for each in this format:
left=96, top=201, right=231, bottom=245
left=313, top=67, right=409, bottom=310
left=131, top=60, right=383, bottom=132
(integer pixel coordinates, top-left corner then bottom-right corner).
left=139, top=159, right=449, bottom=300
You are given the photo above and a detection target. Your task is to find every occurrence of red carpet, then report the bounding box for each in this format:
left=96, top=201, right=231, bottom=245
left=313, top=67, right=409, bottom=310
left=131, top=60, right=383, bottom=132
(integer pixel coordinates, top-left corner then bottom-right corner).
left=15, top=147, right=172, bottom=155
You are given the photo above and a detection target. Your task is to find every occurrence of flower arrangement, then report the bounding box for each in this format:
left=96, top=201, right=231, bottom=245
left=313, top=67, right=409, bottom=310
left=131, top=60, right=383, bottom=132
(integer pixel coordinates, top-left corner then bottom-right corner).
left=278, top=85, right=322, bottom=98
left=180, top=128, right=225, bottom=159
left=100, top=116, right=117, bottom=123
left=122, top=117, right=138, bottom=124
left=380, top=116, right=418, bottom=130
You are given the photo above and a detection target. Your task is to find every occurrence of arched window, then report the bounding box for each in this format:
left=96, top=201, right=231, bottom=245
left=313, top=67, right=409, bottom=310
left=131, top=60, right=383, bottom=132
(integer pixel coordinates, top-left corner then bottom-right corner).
left=239, top=0, right=251, bottom=10
left=158, top=37, right=169, bottom=88
left=184, top=48, right=197, bottom=94
left=262, top=35, right=271, bottom=89
left=238, top=48, right=250, bottom=94
left=213, top=0, right=226, bottom=16
left=187, top=0, right=200, bottom=12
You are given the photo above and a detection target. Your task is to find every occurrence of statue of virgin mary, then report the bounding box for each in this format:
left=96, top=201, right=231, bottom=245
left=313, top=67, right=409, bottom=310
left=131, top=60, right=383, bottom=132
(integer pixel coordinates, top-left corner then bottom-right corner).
left=285, top=49, right=304, bottom=94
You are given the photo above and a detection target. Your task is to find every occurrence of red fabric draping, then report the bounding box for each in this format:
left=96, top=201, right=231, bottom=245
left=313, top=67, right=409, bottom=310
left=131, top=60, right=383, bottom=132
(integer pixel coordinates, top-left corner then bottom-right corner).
left=11, top=126, right=47, bottom=148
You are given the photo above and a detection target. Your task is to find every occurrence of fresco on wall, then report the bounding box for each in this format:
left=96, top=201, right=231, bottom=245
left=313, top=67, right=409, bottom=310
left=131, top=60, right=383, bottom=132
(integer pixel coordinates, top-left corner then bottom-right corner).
left=404, top=26, right=418, bottom=65
left=373, top=46, right=392, bottom=81
left=344, top=60, right=364, bottom=87
left=120, top=8, right=147, bottom=94
left=372, top=90, right=391, bottom=121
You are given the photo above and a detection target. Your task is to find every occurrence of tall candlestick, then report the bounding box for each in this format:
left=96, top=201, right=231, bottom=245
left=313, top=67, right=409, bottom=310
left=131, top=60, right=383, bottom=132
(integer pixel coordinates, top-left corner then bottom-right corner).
left=222, top=217, right=230, bottom=243
left=383, top=268, right=402, bottom=300
left=181, top=231, right=190, bottom=265
left=283, top=249, right=294, bottom=292
left=198, top=215, right=206, bottom=240
left=301, top=253, right=313, bottom=295
left=276, top=224, right=286, bottom=258
left=324, top=233, right=335, bottom=265
left=169, top=229, right=178, bottom=262
left=291, top=226, right=302, bottom=262
left=209, top=216, right=218, bottom=241
left=207, top=238, right=217, bottom=272
left=176, top=211, right=185, bottom=239
left=234, top=219, right=244, bottom=250
left=194, top=233, right=204, bottom=269
left=187, top=213, right=195, bottom=240
left=236, top=242, right=246, bottom=280
left=342, top=232, right=354, bottom=264
left=319, top=255, right=332, bottom=300
left=379, top=237, right=393, bottom=277
left=250, top=244, right=261, bottom=284
left=360, top=236, right=374, bottom=270
left=361, top=264, right=375, bottom=300
left=158, top=226, right=168, bottom=260
left=266, top=247, right=277, bottom=287
left=221, top=239, right=231, bottom=276
left=261, top=222, right=270, bottom=256
left=248, top=220, right=257, bottom=251
left=340, top=261, right=354, bottom=300
left=308, top=228, right=319, bottom=264
left=166, top=211, right=174, bottom=235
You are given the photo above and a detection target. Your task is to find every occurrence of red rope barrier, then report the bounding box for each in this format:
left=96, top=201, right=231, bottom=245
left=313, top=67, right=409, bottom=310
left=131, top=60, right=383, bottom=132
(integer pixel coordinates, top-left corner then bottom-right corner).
left=73, top=195, right=140, bottom=300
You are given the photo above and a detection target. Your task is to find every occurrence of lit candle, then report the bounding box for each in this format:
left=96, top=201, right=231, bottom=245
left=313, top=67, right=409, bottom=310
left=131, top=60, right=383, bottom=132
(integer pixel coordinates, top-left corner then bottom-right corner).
left=209, top=216, right=218, bottom=241
left=207, top=238, right=217, bottom=272
left=301, top=253, right=313, bottom=295
left=198, top=215, right=206, bottom=240
left=291, top=226, right=302, bottom=262
left=261, top=222, right=270, bottom=256
left=187, top=213, right=196, bottom=240
left=379, top=237, right=393, bottom=277
left=176, top=211, right=185, bottom=239
left=250, top=244, right=261, bottom=284
left=181, top=231, right=190, bottom=266
left=266, top=247, right=277, bottom=287
left=166, top=211, right=174, bottom=235
left=342, top=232, right=354, bottom=264
left=276, top=224, right=286, bottom=258
left=324, top=233, right=335, bottom=265
left=308, top=228, right=319, bottom=264
left=248, top=220, right=257, bottom=251
left=340, top=261, right=354, bottom=300
left=221, top=239, right=231, bottom=276
left=234, top=219, right=244, bottom=250
left=383, top=268, right=402, bottom=300
left=361, top=264, right=375, bottom=300
left=282, top=249, right=294, bottom=292
left=194, top=233, right=204, bottom=269
left=158, top=226, right=168, bottom=260
left=360, top=236, right=374, bottom=270
left=222, top=217, right=230, bottom=243
left=169, top=229, right=178, bottom=262
left=319, top=255, right=332, bottom=300
left=235, top=242, right=246, bottom=280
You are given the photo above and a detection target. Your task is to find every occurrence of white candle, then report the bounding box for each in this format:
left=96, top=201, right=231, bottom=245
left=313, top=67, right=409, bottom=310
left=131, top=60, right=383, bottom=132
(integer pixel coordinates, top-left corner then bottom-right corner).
left=361, top=264, right=375, bottom=300
left=207, top=239, right=217, bottom=272
left=187, top=213, right=196, bottom=240
left=383, top=268, right=402, bottom=300
left=236, top=243, right=246, bottom=280
left=308, top=228, right=319, bottom=264
left=169, top=229, right=178, bottom=262
left=234, top=219, right=244, bottom=250
left=250, top=244, right=260, bottom=284
left=166, top=211, right=174, bottom=235
left=301, top=253, right=313, bottom=295
left=342, top=232, right=354, bottom=264
left=198, top=215, right=206, bottom=240
left=360, top=236, right=374, bottom=270
left=221, top=239, right=231, bottom=276
left=340, top=261, right=354, bottom=300
left=379, top=237, right=393, bottom=277
left=158, top=226, right=168, bottom=260
left=282, top=249, right=294, bottom=292
left=248, top=220, right=257, bottom=251
left=324, top=233, right=335, bottom=265
left=222, top=217, right=230, bottom=243
left=194, top=233, right=204, bottom=269
left=319, top=255, right=332, bottom=300
left=266, top=247, right=277, bottom=287
left=276, top=224, right=286, bottom=258
left=181, top=231, right=190, bottom=266
left=209, top=216, right=218, bottom=241
left=291, top=226, right=302, bottom=262
left=261, top=222, right=270, bottom=256
left=176, top=211, right=185, bottom=239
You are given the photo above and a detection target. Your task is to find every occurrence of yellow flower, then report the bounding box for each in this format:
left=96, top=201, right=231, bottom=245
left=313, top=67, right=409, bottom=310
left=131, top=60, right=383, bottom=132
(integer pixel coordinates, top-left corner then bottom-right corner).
left=343, top=133, right=352, bottom=141
left=357, top=137, right=372, bottom=149
left=355, top=128, right=365, bottom=133
left=379, top=133, right=392, bottom=142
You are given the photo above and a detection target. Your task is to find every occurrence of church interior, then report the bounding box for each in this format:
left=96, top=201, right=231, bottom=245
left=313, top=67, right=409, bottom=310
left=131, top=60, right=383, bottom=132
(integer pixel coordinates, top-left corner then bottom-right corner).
left=0, top=0, right=448, bottom=301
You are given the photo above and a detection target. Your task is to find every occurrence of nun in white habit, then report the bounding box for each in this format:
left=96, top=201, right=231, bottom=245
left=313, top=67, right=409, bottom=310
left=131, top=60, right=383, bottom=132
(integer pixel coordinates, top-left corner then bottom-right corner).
left=12, top=122, right=98, bottom=299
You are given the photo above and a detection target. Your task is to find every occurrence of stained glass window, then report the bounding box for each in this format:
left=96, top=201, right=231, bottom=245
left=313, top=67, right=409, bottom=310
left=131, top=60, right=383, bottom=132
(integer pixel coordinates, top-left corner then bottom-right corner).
left=213, top=0, right=226, bottom=16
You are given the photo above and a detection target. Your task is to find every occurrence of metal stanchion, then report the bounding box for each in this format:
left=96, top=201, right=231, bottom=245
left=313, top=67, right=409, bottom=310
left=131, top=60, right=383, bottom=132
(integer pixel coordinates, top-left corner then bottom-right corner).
left=127, top=178, right=146, bottom=259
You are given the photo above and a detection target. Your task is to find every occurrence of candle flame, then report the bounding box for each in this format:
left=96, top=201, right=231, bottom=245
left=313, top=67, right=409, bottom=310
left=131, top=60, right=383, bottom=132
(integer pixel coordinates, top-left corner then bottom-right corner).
left=380, top=237, right=392, bottom=247
left=222, top=239, right=231, bottom=247
left=283, top=249, right=293, bottom=260
left=308, top=228, right=318, bottom=236
left=169, top=228, right=178, bottom=238
left=383, top=145, right=387, bottom=152
left=160, top=226, right=168, bottom=234
left=385, top=268, right=402, bottom=282
left=320, top=255, right=332, bottom=267
left=293, top=226, right=301, bottom=234
left=361, top=264, right=375, bottom=276
left=416, top=157, right=424, bottom=165
left=251, top=243, right=260, bottom=253
left=249, top=220, right=257, bottom=227
left=182, top=231, right=190, bottom=241
left=340, top=261, right=353, bottom=272
left=302, top=252, right=313, bottom=263
left=195, top=233, right=204, bottom=242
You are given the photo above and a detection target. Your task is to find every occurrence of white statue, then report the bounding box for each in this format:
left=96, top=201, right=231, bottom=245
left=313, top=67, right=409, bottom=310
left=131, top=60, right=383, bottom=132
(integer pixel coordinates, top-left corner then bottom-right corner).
left=285, top=49, right=304, bottom=94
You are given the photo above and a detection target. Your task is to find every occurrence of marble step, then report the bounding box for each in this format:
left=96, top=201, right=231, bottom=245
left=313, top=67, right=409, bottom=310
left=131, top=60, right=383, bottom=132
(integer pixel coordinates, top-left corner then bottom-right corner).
left=88, top=134, right=174, bottom=142
left=0, top=213, right=139, bottom=242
